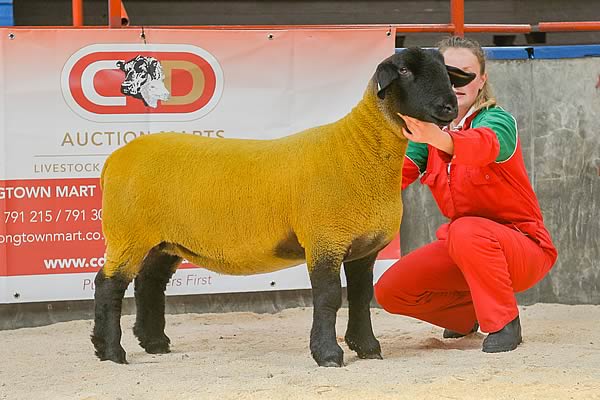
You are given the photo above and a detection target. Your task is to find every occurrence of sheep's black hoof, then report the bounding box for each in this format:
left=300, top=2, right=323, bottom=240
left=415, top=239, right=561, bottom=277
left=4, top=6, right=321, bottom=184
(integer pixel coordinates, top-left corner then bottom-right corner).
left=100, top=346, right=128, bottom=364
left=91, top=333, right=128, bottom=364
left=320, top=360, right=343, bottom=368
left=358, top=351, right=383, bottom=360
left=312, top=345, right=344, bottom=367
left=345, top=334, right=383, bottom=359
left=142, top=339, right=171, bottom=354
left=135, top=330, right=171, bottom=354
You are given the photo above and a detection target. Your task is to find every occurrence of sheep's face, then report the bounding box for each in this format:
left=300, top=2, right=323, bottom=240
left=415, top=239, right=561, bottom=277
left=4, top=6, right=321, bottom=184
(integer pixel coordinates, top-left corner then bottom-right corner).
left=375, top=47, right=475, bottom=127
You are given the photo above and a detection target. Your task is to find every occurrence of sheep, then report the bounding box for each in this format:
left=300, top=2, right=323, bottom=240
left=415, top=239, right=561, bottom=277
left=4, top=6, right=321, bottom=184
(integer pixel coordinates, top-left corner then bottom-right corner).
left=92, top=47, right=475, bottom=367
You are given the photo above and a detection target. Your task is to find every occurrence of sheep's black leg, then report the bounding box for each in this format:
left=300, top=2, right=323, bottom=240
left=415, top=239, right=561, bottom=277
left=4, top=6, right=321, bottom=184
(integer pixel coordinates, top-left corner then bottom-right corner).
left=343, top=252, right=382, bottom=359
left=308, top=254, right=344, bottom=367
left=133, top=248, right=181, bottom=354
left=91, top=268, right=130, bottom=364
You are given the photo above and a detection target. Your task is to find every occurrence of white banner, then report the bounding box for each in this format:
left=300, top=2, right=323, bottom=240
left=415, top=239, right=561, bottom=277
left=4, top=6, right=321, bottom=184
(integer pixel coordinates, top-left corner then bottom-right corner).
left=0, top=27, right=398, bottom=303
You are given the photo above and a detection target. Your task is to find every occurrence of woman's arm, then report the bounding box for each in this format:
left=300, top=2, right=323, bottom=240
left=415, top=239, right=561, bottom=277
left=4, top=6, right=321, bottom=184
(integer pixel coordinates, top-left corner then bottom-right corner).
left=400, top=115, right=455, bottom=155
left=400, top=108, right=517, bottom=166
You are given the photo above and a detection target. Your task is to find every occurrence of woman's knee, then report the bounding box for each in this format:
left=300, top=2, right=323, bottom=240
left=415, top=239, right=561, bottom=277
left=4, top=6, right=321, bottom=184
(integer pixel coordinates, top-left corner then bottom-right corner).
left=373, top=276, right=415, bottom=314
left=447, top=217, right=495, bottom=261
left=375, top=276, right=431, bottom=315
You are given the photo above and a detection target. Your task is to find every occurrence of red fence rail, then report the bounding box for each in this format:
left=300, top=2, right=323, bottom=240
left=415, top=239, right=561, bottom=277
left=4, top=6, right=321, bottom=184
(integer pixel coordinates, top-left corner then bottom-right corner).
left=537, top=21, right=600, bottom=32
left=69, top=0, right=600, bottom=35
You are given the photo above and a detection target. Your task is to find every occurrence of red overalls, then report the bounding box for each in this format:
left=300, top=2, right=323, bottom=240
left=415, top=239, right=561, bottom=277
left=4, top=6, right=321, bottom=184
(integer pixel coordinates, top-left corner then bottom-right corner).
left=374, top=109, right=558, bottom=334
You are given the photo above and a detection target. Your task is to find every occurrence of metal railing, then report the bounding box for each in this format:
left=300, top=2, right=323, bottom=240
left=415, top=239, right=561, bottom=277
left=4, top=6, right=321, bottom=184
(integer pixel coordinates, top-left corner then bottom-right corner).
left=72, top=0, right=600, bottom=35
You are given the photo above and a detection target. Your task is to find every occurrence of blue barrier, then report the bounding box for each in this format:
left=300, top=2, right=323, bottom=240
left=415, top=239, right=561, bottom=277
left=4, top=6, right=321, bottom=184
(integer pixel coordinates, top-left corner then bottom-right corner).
left=0, top=0, right=13, bottom=26
left=529, top=44, right=600, bottom=59
left=397, top=44, right=600, bottom=60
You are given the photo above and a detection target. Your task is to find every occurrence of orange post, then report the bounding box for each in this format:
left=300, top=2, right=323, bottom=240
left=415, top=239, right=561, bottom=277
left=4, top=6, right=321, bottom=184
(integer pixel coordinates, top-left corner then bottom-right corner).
left=72, top=0, right=83, bottom=27
left=121, top=1, right=130, bottom=26
left=108, top=0, right=121, bottom=28
left=451, top=0, right=465, bottom=37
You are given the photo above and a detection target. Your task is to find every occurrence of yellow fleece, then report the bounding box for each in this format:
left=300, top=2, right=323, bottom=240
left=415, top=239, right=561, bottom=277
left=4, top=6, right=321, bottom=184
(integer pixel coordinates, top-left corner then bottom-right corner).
left=101, top=80, right=408, bottom=279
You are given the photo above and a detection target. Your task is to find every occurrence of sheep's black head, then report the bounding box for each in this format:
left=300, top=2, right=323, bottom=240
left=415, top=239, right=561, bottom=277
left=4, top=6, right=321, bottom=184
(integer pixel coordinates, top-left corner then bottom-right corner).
left=375, top=47, right=476, bottom=127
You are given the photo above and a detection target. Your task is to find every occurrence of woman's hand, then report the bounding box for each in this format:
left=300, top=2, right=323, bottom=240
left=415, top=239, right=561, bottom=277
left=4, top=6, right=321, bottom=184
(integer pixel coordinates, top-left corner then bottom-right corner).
left=399, top=113, right=455, bottom=155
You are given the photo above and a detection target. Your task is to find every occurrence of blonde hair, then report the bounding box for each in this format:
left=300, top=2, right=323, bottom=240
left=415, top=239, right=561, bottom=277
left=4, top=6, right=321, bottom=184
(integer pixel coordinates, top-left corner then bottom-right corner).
left=437, top=36, right=496, bottom=110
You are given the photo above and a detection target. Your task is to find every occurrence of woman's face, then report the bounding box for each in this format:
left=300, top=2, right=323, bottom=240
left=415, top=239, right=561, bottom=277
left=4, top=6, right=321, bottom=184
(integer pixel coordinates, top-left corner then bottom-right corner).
left=442, top=47, right=487, bottom=114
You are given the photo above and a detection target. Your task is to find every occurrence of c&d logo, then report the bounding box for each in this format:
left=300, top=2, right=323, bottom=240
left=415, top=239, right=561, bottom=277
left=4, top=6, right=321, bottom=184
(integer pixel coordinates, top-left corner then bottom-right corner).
left=61, top=44, right=224, bottom=122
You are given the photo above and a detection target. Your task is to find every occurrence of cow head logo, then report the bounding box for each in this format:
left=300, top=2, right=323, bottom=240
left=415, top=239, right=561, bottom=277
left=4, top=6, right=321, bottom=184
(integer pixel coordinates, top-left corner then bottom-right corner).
left=117, top=55, right=170, bottom=108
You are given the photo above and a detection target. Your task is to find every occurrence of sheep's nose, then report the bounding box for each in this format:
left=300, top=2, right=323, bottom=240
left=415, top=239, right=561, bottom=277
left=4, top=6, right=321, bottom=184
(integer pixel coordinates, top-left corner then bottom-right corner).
left=432, top=95, right=458, bottom=121
left=440, top=103, right=456, bottom=116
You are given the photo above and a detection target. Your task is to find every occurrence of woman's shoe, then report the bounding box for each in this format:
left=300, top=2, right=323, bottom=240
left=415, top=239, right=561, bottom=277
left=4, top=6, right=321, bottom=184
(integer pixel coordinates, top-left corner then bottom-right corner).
left=443, top=322, right=479, bottom=339
left=482, top=316, right=522, bottom=353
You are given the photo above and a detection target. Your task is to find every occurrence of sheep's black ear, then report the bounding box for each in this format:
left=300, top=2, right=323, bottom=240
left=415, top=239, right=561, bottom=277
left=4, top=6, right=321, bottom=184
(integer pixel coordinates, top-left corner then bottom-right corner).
left=376, top=62, right=400, bottom=99
left=446, top=65, right=477, bottom=88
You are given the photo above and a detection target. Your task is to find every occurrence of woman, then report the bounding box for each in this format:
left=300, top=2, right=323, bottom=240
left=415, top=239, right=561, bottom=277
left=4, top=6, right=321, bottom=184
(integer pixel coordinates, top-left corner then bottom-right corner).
left=374, top=36, right=558, bottom=353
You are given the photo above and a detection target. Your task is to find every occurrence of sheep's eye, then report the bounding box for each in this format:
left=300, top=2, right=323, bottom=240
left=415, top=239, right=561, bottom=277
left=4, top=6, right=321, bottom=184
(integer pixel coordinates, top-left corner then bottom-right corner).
left=398, top=67, right=409, bottom=75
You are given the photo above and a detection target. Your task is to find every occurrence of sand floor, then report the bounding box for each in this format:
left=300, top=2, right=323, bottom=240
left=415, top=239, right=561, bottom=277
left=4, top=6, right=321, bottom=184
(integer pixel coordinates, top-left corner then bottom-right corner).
left=1, top=303, right=599, bottom=400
